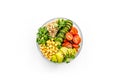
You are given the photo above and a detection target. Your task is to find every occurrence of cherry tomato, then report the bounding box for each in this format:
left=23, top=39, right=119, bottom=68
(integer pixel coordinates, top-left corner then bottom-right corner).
left=66, top=32, right=73, bottom=41
left=70, top=27, right=78, bottom=35
left=73, top=34, right=81, bottom=44
left=63, top=39, right=68, bottom=43
left=72, top=44, right=79, bottom=48
left=62, top=42, right=72, bottom=48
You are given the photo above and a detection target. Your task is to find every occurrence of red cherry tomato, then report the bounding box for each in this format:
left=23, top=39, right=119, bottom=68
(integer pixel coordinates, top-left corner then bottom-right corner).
left=73, top=34, right=81, bottom=44
left=72, top=44, right=79, bottom=48
left=62, top=42, right=72, bottom=48
left=70, top=27, right=78, bottom=35
left=66, top=32, right=73, bottom=41
left=63, top=39, right=68, bottom=43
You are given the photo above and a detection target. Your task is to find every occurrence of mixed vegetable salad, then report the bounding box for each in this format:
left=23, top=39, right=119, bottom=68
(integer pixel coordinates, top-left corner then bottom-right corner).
left=36, top=18, right=82, bottom=63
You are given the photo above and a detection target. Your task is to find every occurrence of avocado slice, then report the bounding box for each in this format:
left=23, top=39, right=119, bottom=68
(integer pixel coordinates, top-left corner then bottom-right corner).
left=51, top=55, right=57, bottom=62
left=56, top=51, right=64, bottom=63
left=65, top=48, right=77, bottom=60
left=55, top=41, right=61, bottom=46
left=65, top=58, right=71, bottom=63
left=60, top=47, right=68, bottom=55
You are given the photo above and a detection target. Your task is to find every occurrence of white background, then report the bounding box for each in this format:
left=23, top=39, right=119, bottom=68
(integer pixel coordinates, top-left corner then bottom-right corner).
left=0, top=0, right=120, bottom=80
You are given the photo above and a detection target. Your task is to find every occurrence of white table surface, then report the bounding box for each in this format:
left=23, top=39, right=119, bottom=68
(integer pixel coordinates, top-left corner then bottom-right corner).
left=0, top=0, right=120, bottom=80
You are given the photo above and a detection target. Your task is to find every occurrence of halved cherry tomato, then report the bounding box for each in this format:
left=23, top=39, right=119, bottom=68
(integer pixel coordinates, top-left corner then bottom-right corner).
left=70, top=27, right=78, bottom=35
left=72, top=44, right=79, bottom=48
left=73, top=34, right=81, bottom=44
left=66, top=32, right=73, bottom=41
left=63, top=39, right=68, bottom=43
left=62, top=42, right=72, bottom=48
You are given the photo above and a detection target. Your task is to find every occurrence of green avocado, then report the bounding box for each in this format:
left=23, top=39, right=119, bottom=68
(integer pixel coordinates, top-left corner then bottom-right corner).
left=55, top=41, right=61, bottom=46
left=51, top=47, right=77, bottom=63
left=51, top=55, right=57, bottom=62
left=65, top=58, right=71, bottom=63
left=72, top=48, right=77, bottom=55
left=56, top=51, right=64, bottom=63
left=60, top=47, right=68, bottom=55
left=68, top=48, right=75, bottom=55
left=63, top=48, right=77, bottom=60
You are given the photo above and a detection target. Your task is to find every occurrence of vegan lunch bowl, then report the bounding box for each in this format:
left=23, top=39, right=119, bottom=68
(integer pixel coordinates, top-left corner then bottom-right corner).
left=36, top=18, right=83, bottom=63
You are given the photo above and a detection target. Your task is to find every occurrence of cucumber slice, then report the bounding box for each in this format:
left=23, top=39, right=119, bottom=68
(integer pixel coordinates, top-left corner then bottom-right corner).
left=66, top=19, right=73, bottom=25
left=66, top=19, right=73, bottom=29
left=57, top=33, right=65, bottom=38
left=66, top=24, right=71, bottom=29
left=60, top=29, right=66, bottom=34
left=63, top=28, right=68, bottom=33
left=66, top=22, right=72, bottom=28
left=55, top=37, right=63, bottom=43
left=64, top=27, right=69, bottom=31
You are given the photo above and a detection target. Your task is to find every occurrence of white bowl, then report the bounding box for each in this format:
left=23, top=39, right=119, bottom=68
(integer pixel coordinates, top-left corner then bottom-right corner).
left=36, top=17, right=83, bottom=63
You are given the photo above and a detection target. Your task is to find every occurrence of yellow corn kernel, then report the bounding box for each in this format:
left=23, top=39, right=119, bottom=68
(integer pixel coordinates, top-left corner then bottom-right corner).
left=55, top=43, right=57, bottom=46
left=49, top=45, right=52, bottom=48
left=48, top=56, right=52, bottom=60
left=40, top=47, right=43, bottom=49
left=53, top=46, right=55, bottom=50
left=44, top=52, right=47, bottom=55
left=49, top=57, right=52, bottom=60
left=49, top=50, right=52, bottom=53
left=53, top=42, right=55, bottom=44
left=54, top=50, right=58, bottom=53
left=39, top=40, right=59, bottom=60
left=42, top=50, right=46, bottom=53
left=47, top=44, right=50, bottom=46
left=49, top=53, right=51, bottom=56
left=46, top=47, right=49, bottom=49
left=53, top=52, right=55, bottom=55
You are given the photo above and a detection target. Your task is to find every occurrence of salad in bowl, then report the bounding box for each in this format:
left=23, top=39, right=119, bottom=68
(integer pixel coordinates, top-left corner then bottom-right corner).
left=36, top=18, right=83, bottom=63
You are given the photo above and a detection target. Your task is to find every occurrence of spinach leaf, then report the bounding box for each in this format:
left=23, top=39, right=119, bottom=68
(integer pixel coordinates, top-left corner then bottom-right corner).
left=36, top=27, right=49, bottom=44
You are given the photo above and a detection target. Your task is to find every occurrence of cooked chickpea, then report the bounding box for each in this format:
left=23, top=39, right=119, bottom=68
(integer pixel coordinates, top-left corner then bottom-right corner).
left=39, top=39, right=59, bottom=60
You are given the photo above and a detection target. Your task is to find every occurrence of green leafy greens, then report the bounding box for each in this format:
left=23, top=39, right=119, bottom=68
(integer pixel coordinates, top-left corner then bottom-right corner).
left=36, top=27, right=49, bottom=44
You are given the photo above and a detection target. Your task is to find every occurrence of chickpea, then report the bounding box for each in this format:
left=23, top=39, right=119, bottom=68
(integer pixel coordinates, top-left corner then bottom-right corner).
left=39, top=39, right=59, bottom=60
